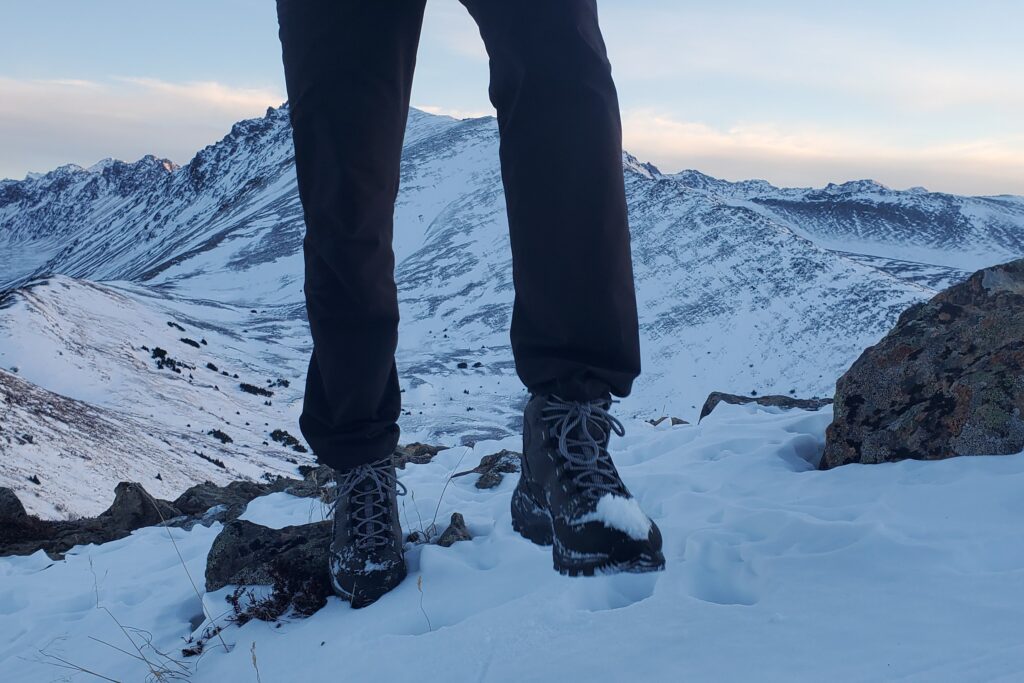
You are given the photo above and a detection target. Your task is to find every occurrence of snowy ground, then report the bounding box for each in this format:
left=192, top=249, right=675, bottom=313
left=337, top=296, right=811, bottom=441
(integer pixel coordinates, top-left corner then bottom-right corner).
left=3, top=402, right=1023, bottom=682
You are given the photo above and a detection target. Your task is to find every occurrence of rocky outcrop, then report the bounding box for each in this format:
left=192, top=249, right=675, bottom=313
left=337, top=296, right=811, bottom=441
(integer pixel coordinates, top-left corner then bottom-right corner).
left=453, top=449, right=521, bottom=489
left=699, top=392, right=833, bottom=422
left=205, top=519, right=331, bottom=592
left=822, top=259, right=1024, bottom=469
left=0, top=476, right=305, bottom=559
left=393, top=442, right=449, bottom=469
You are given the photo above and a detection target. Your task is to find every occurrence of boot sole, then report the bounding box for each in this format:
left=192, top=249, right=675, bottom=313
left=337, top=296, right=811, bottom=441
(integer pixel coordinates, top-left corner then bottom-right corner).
left=512, top=485, right=665, bottom=575
left=554, top=540, right=666, bottom=577
left=511, top=484, right=554, bottom=546
left=331, top=562, right=408, bottom=609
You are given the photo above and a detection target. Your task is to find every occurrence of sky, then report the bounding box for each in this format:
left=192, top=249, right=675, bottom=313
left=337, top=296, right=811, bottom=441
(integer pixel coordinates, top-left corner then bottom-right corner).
left=1, top=0, right=1022, bottom=195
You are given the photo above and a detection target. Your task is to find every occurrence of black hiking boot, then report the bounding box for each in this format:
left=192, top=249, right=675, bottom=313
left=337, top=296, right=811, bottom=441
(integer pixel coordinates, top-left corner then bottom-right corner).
left=512, top=393, right=665, bottom=576
left=328, top=457, right=407, bottom=608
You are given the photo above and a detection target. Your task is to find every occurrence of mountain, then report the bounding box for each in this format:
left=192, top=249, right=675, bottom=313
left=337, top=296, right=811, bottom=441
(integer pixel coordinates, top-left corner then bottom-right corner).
left=1, top=105, right=1023, bottom=516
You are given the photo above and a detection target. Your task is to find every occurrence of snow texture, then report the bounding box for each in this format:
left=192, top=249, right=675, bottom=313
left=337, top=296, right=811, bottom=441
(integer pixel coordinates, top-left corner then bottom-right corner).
left=576, top=493, right=652, bottom=540
left=3, top=404, right=1024, bottom=681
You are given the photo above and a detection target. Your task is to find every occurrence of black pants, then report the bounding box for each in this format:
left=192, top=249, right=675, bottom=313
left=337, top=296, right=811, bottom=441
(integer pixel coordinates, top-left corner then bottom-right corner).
left=276, top=0, right=641, bottom=471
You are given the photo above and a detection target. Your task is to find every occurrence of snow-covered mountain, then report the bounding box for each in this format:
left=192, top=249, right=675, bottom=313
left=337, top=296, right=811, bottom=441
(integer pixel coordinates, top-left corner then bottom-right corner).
left=2, top=105, right=1023, bottom=517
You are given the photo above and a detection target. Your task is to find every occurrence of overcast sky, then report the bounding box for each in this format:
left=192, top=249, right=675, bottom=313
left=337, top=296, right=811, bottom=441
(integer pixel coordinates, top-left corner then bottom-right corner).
left=2, top=0, right=1022, bottom=194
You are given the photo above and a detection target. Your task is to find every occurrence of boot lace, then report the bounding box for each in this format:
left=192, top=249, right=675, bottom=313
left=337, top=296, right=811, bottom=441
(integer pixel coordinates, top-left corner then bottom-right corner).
left=331, top=458, right=406, bottom=550
left=540, top=395, right=627, bottom=500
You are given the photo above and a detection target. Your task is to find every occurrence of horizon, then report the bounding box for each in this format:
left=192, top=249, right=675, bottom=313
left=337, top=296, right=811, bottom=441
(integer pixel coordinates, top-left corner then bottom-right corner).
left=2, top=1, right=1023, bottom=195
left=7, top=103, right=1021, bottom=199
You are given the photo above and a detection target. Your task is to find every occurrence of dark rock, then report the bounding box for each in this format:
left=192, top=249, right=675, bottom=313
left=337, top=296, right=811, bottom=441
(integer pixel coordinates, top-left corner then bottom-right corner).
left=284, top=465, right=335, bottom=499
left=647, top=416, right=690, bottom=427
left=822, top=258, right=1024, bottom=469
left=456, top=361, right=469, bottom=369
left=101, top=481, right=180, bottom=529
left=207, top=429, right=232, bottom=444
left=393, top=442, right=449, bottom=469
left=453, top=449, right=521, bottom=489
left=0, top=487, right=27, bottom=522
left=437, top=512, right=471, bottom=547
left=0, top=473, right=315, bottom=559
left=205, top=519, right=331, bottom=592
left=0, top=481, right=182, bottom=559
left=699, top=391, right=832, bottom=422
left=173, top=479, right=284, bottom=520
left=240, top=382, right=273, bottom=397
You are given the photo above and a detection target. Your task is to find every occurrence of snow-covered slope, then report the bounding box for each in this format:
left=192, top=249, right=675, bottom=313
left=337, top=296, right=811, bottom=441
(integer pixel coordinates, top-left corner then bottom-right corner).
left=2, top=106, right=1023, bottom=518
left=3, top=404, right=1024, bottom=681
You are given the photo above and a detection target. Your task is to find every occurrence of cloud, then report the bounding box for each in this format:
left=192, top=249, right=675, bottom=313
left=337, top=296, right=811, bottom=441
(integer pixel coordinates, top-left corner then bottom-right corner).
left=604, top=6, right=1024, bottom=114
left=621, top=109, right=1024, bottom=195
left=0, top=77, right=283, bottom=179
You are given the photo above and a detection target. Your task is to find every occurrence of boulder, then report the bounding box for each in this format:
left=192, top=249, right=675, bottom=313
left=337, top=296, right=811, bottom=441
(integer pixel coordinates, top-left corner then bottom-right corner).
left=822, top=258, right=1024, bottom=469
left=699, top=391, right=832, bottom=422
left=206, top=519, right=334, bottom=620
left=0, top=487, right=27, bottom=522
left=205, top=519, right=331, bottom=592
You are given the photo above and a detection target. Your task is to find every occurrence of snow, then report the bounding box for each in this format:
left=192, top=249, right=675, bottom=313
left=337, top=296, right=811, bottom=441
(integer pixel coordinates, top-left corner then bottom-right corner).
left=576, top=493, right=652, bottom=541
left=3, top=403, right=1024, bottom=681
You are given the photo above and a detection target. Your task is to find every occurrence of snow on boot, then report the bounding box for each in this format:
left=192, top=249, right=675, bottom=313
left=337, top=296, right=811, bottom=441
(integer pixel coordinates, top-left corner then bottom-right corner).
left=513, top=393, right=665, bottom=576
left=328, top=457, right=407, bottom=608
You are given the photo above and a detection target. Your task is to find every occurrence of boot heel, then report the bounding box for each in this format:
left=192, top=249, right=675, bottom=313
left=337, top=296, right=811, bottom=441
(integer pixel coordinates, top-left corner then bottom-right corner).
left=511, top=481, right=553, bottom=546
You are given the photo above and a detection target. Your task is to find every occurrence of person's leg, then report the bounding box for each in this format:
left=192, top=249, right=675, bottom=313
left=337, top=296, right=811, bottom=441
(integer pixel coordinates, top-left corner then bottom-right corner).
left=460, top=0, right=641, bottom=402
left=461, top=0, right=663, bottom=576
left=276, top=0, right=427, bottom=471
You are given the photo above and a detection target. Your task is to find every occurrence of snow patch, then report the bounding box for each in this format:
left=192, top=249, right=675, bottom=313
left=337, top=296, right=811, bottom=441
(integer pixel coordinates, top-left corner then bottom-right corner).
left=576, top=493, right=652, bottom=541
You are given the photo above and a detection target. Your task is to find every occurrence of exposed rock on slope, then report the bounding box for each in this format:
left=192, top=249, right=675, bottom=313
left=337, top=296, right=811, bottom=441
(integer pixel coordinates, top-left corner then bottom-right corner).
left=822, top=259, right=1024, bottom=469
left=699, top=391, right=832, bottom=422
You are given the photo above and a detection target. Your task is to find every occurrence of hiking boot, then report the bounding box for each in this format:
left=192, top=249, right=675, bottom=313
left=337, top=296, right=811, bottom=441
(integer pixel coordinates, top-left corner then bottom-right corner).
left=328, top=456, right=407, bottom=608
left=512, top=393, right=665, bottom=576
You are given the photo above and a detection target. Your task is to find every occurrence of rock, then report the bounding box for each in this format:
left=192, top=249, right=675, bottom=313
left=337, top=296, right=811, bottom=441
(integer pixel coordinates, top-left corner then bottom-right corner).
left=437, top=512, right=471, bottom=547
left=288, top=465, right=335, bottom=498
left=699, top=391, right=832, bottom=422
left=647, top=416, right=690, bottom=427
left=0, top=487, right=27, bottom=522
left=0, top=474, right=313, bottom=559
left=205, top=519, right=334, bottom=620
left=173, top=479, right=298, bottom=521
left=822, top=258, right=1024, bottom=469
left=452, top=449, right=521, bottom=489
left=0, top=481, right=183, bottom=559
left=393, top=442, right=449, bottom=469
left=205, top=519, right=331, bottom=592
left=101, top=481, right=180, bottom=529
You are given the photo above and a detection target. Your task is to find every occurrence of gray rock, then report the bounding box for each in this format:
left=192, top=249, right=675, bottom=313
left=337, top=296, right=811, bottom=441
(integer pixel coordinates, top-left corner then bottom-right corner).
left=437, top=512, right=471, bottom=547
left=453, top=449, right=521, bottom=489
left=205, top=518, right=331, bottom=592
left=101, top=481, right=180, bottom=529
left=699, top=391, right=833, bottom=422
left=393, top=442, right=449, bottom=469
left=206, top=519, right=334, bottom=620
left=822, top=258, right=1024, bottom=469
